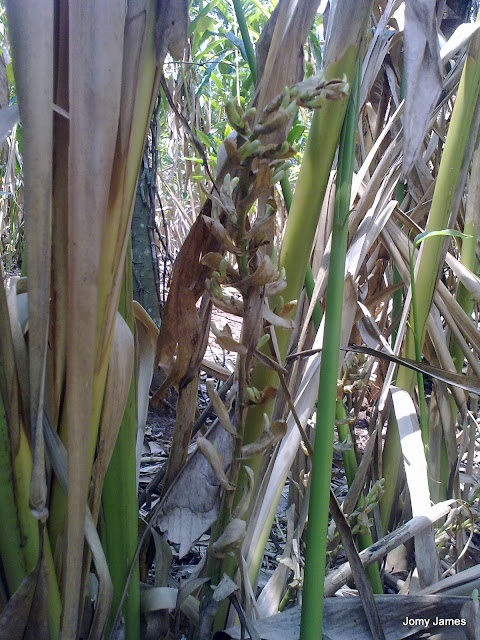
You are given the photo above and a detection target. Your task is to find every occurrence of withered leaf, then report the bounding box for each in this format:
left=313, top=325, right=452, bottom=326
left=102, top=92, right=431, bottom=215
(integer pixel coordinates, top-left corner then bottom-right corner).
left=213, top=323, right=248, bottom=355
left=206, top=379, right=239, bottom=438
left=196, top=436, right=236, bottom=492
left=211, top=519, right=246, bottom=558
left=263, top=304, right=294, bottom=329
left=154, top=201, right=219, bottom=401
left=202, top=216, right=241, bottom=255
left=232, top=466, right=255, bottom=520
left=155, top=0, right=188, bottom=65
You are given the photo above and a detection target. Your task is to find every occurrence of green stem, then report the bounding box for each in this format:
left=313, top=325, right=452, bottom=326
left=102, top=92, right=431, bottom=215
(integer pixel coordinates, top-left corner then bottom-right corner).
left=335, top=402, right=383, bottom=593
left=281, top=175, right=323, bottom=329
left=450, top=142, right=480, bottom=370
left=103, top=248, right=140, bottom=640
left=232, top=0, right=257, bottom=83
left=381, top=11, right=480, bottom=531
left=242, top=0, right=373, bottom=593
left=409, top=244, right=430, bottom=457
left=300, top=71, right=359, bottom=640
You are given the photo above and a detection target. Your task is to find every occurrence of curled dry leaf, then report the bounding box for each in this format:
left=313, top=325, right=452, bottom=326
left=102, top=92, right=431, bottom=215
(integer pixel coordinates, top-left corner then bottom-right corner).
left=232, top=466, right=255, bottom=520
left=263, top=304, right=294, bottom=330
left=154, top=202, right=219, bottom=400
left=238, top=255, right=278, bottom=290
left=196, top=436, right=236, bottom=492
left=202, top=215, right=240, bottom=255
left=211, top=519, right=246, bottom=559
left=206, top=379, right=239, bottom=438
left=155, top=0, right=188, bottom=65
left=239, top=419, right=286, bottom=458
left=213, top=323, right=248, bottom=355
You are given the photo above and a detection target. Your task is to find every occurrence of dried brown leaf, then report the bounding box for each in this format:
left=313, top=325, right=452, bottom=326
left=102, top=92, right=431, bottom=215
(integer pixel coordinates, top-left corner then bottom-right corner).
left=403, top=0, right=442, bottom=176
left=197, top=436, right=236, bottom=492
left=232, top=466, right=255, bottom=520
left=214, top=324, right=248, bottom=355
left=206, top=379, right=239, bottom=438
left=155, top=203, right=218, bottom=399
left=211, top=519, right=246, bottom=558
left=155, top=0, right=188, bottom=65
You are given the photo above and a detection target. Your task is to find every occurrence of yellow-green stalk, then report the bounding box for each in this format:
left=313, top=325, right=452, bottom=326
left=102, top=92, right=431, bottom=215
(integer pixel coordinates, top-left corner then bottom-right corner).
left=381, top=13, right=480, bottom=530
left=242, top=0, right=374, bottom=486
left=335, top=401, right=383, bottom=593
left=450, top=141, right=480, bottom=371
left=0, top=400, right=31, bottom=592
left=241, top=0, right=373, bottom=593
left=102, top=250, right=140, bottom=640
left=300, top=67, right=359, bottom=640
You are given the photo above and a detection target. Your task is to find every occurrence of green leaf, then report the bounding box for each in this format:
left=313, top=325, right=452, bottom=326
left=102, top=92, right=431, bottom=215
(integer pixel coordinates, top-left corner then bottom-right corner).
left=413, top=228, right=472, bottom=248
left=287, top=123, right=306, bottom=144
left=195, top=128, right=213, bottom=149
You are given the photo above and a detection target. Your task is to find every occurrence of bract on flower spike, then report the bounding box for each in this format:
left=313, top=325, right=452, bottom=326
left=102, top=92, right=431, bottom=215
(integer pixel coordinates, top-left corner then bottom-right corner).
left=225, top=99, right=248, bottom=134
left=256, top=334, right=270, bottom=350
left=241, top=106, right=256, bottom=123
left=238, top=139, right=262, bottom=161
left=219, top=258, right=228, bottom=279
left=262, top=92, right=283, bottom=116
left=280, top=86, right=291, bottom=109
left=270, top=170, right=285, bottom=185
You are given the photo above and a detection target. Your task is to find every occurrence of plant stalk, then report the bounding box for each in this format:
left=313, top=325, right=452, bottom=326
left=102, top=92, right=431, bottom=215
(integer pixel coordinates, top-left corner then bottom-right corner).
left=300, top=74, right=358, bottom=639
left=380, top=12, right=480, bottom=530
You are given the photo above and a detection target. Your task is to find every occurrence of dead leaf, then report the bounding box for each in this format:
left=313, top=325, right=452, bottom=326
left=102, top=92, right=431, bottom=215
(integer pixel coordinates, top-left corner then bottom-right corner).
left=197, top=436, right=236, bottom=492
left=206, top=380, right=239, bottom=438
left=213, top=323, right=248, bottom=355
left=154, top=203, right=218, bottom=400
left=158, top=421, right=235, bottom=558
left=155, top=0, right=188, bottom=65
left=0, top=555, right=48, bottom=640
left=211, top=519, right=246, bottom=558
left=403, top=0, right=442, bottom=176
